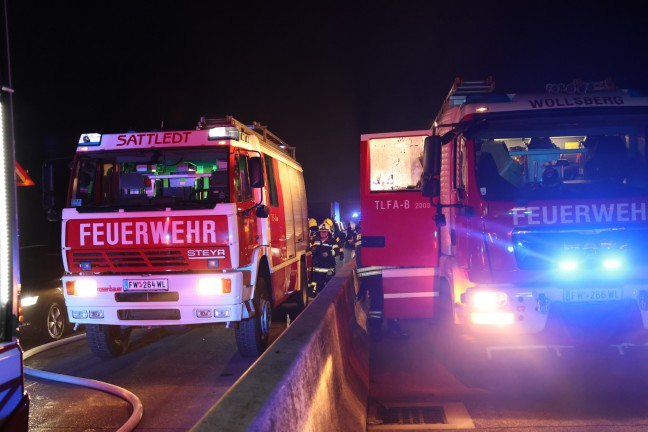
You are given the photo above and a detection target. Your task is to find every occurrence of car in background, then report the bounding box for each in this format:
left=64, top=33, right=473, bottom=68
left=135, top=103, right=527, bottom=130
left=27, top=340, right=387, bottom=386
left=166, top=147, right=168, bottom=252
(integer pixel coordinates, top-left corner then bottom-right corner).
left=18, top=244, right=70, bottom=342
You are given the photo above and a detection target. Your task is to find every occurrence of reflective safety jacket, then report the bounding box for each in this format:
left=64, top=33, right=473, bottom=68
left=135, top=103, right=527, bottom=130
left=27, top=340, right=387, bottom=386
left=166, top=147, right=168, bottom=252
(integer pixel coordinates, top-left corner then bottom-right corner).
left=311, top=234, right=339, bottom=270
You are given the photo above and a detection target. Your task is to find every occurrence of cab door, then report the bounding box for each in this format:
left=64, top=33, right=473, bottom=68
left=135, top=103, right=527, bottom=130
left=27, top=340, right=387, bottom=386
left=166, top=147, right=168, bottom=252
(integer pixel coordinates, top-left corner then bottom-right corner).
left=359, top=131, right=439, bottom=319
left=233, top=150, right=258, bottom=266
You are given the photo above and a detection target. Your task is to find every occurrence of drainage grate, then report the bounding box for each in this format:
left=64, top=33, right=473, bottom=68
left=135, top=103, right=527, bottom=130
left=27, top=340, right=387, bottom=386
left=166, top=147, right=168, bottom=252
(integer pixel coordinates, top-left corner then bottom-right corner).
left=368, top=401, right=475, bottom=430
left=378, top=405, right=446, bottom=425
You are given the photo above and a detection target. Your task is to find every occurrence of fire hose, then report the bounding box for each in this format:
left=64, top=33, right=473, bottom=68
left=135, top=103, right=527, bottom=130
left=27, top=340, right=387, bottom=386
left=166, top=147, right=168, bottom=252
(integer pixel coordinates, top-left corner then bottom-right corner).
left=23, top=334, right=143, bottom=432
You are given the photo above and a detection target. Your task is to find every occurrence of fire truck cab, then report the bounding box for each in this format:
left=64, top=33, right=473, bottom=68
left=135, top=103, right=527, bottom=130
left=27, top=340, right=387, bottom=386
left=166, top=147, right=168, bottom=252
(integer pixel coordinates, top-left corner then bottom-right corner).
left=420, top=78, right=648, bottom=355
left=54, top=116, right=310, bottom=357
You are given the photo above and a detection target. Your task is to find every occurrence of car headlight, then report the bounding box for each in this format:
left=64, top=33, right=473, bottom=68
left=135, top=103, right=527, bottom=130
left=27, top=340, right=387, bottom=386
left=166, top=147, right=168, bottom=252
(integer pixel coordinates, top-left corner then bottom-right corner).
left=20, top=295, right=38, bottom=307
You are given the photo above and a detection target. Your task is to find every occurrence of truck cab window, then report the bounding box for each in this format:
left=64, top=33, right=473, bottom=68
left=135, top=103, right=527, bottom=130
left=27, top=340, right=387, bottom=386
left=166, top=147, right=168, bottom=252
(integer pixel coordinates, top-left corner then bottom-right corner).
left=71, top=158, right=98, bottom=206
left=473, top=131, right=648, bottom=200
left=369, top=135, right=425, bottom=192
left=264, top=155, right=279, bottom=207
left=235, top=154, right=252, bottom=202
left=456, top=137, right=468, bottom=193
left=70, top=149, right=230, bottom=209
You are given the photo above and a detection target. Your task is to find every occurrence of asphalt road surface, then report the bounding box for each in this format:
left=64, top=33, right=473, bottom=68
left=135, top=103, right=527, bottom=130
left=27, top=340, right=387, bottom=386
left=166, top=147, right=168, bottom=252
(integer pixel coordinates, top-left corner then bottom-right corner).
left=20, top=259, right=346, bottom=431
left=369, top=319, right=648, bottom=431
left=22, top=308, right=296, bottom=431
left=21, top=286, right=648, bottom=431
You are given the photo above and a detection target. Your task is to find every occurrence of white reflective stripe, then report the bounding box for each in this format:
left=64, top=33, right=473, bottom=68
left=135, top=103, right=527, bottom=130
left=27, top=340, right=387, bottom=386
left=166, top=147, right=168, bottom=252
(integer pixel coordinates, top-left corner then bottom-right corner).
left=313, top=267, right=334, bottom=273
left=384, top=292, right=438, bottom=299
left=382, top=267, right=437, bottom=278
left=357, top=266, right=398, bottom=271
left=357, top=270, right=382, bottom=278
left=272, top=254, right=301, bottom=271
left=357, top=266, right=388, bottom=274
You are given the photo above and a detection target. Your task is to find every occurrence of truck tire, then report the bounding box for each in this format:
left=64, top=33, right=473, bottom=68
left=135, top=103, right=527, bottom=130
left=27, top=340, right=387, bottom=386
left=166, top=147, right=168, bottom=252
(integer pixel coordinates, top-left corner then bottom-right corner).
left=86, top=324, right=131, bottom=358
left=235, top=276, right=272, bottom=357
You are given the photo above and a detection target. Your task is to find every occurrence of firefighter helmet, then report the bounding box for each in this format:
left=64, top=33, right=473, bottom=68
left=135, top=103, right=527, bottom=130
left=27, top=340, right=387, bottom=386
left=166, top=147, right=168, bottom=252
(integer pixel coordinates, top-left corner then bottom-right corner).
left=318, top=223, right=331, bottom=233
left=324, top=218, right=334, bottom=229
left=308, top=218, right=317, bottom=228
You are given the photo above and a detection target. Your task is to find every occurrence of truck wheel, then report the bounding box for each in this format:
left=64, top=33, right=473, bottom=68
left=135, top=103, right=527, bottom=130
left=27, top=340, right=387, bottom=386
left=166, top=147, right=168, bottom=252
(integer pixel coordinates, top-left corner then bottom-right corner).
left=85, top=324, right=131, bottom=358
left=292, top=262, right=309, bottom=312
left=236, top=276, right=272, bottom=357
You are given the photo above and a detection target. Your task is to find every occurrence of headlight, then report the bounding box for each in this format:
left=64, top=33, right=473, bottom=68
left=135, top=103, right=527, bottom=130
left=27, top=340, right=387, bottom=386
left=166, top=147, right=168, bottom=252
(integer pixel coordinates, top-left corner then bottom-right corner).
left=67, top=280, right=98, bottom=297
left=471, top=312, right=515, bottom=325
left=20, top=295, right=38, bottom=307
left=601, top=254, right=624, bottom=272
left=197, top=278, right=231, bottom=295
left=558, top=258, right=579, bottom=271
left=470, top=291, right=508, bottom=310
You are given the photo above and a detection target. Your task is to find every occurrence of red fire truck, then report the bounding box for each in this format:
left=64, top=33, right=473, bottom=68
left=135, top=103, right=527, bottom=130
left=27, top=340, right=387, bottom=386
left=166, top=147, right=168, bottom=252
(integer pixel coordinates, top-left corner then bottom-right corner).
left=51, top=116, right=310, bottom=357
left=418, top=77, right=648, bottom=358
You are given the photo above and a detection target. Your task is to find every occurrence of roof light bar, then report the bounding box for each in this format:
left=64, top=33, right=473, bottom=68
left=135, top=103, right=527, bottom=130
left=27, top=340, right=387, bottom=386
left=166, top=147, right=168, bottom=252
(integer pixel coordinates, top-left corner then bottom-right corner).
left=208, top=126, right=239, bottom=141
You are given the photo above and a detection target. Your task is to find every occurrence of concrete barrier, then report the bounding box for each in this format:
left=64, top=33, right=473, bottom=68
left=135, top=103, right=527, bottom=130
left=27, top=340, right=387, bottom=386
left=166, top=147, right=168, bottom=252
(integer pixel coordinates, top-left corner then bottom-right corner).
left=191, top=260, right=370, bottom=432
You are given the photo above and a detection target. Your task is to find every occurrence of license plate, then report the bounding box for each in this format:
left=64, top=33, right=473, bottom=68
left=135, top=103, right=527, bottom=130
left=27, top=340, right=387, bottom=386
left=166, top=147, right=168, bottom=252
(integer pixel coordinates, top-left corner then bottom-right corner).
left=123, top=279, right=169, bottom=291
left=564, top=288, right=622, bottom=302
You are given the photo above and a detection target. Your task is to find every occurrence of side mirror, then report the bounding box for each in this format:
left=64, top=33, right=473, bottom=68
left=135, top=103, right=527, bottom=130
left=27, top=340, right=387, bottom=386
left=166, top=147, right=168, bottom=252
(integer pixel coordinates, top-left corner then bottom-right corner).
left=255, top=204, right=270, bottom=218
left=434, top=213, right=447, bottom=227
left=46, top=208, right=61, bottom=223
left=41, top=156, right=73, bottom=222
left=41, top=159, right=60, bottom=222
left=421, top=135, right=442, bottom=198
left=248, top=156, right=265, bottom=188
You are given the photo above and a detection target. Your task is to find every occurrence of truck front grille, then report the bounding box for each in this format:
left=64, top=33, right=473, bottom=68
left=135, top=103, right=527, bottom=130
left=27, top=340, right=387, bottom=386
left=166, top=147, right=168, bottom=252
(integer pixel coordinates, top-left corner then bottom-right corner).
left=117, top=309, right=181, bottom=320
left=115, top=292, right=179, bottom=302
left=69, top=249, right=187, bottom=272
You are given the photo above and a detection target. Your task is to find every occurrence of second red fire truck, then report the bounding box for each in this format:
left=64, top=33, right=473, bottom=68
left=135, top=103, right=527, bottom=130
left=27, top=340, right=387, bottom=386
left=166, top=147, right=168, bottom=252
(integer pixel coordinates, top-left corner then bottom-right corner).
left=361, top=78, right=648, bottom=358
left=48, top=116, right=310, bottom=358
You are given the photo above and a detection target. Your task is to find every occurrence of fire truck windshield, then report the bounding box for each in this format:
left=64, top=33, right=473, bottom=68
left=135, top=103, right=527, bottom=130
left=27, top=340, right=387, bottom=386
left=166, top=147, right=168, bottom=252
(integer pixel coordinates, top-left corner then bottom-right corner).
left=469, top=117, right=648, bottom=201
left=69, top=148, right=230, bottom=210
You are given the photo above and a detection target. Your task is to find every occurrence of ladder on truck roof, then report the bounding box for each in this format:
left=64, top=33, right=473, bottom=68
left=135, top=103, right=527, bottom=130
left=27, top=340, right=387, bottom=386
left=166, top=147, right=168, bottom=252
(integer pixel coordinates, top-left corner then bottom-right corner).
left=434, top=77, right=497, bottom=123
left=197, top=115, right=296, bottom=159
left=447, top=77, right=495, bottom=101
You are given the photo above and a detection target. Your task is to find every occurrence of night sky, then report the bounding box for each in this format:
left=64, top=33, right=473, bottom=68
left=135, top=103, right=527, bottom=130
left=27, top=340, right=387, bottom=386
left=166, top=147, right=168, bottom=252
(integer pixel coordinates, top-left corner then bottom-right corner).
left=5, top=1, right=648, bottom=244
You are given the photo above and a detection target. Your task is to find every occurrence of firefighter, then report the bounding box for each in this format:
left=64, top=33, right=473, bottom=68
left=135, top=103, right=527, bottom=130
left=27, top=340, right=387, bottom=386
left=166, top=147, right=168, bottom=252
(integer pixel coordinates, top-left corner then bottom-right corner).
left=342, top=220, right=359, bottom=264
left=324, top=217, right=345, bottom=263
left=310, top=222, right=339, bottom=294
left=308, top=218, right=318, bottom=246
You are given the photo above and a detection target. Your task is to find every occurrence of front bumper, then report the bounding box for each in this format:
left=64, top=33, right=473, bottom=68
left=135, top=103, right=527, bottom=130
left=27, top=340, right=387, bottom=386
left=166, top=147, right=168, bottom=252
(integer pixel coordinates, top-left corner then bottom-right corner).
left=458, top=283, right=648, bottom=338
left=63, top=272, right=250, bottom=326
